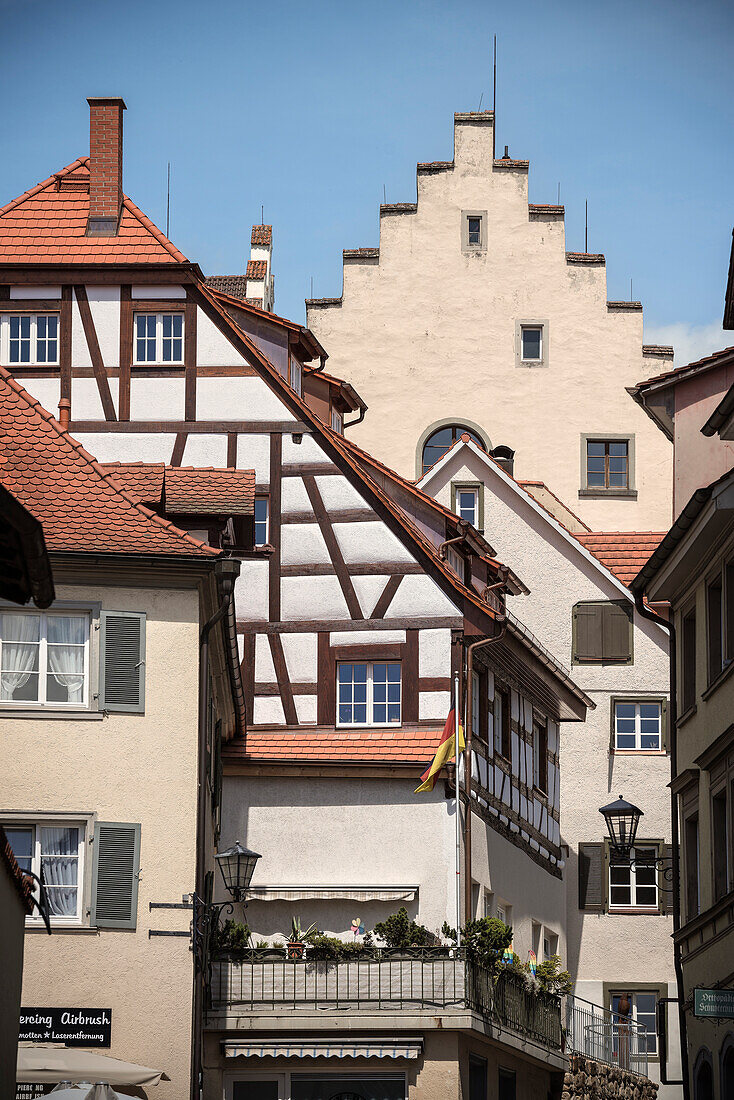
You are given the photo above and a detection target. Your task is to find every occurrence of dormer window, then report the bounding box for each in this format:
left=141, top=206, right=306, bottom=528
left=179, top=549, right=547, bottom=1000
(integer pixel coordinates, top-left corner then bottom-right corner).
left=134, top=313, right=184, bottom=364
left=1, top=314, right=59, bottom=366
left=331, top=409, right=343, bottom=434
left=290, top=357, right=303, bottom=396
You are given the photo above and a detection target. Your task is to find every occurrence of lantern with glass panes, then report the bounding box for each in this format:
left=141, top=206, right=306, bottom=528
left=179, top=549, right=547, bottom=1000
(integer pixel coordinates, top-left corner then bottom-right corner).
left=191, top=841, right=261, bottom=974
left=598, top=796, right=674, bottom=890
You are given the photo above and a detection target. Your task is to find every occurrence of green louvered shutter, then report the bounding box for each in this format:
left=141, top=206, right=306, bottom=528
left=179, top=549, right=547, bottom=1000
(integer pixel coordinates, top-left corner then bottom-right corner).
left=99, top=611, right=146, bottom=712
left=91, top=822, right=141, bottom=929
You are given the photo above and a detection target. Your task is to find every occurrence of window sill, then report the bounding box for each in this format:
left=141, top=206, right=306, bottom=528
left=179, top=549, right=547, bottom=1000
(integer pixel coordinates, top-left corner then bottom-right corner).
left=516, top=361, right=548, bottom=369
left=26, top=922, right=96, bottom=933
left=578, top=488, right=638, bottom=500
left=701, top=658, right=734, bottom=701
left=607, top=908, right=665, bottom=916
left=611, top=749, right=668, bottom=757
left=0, top=708, right=102, bottom=720
left=676, top=704, right=697, bottom=730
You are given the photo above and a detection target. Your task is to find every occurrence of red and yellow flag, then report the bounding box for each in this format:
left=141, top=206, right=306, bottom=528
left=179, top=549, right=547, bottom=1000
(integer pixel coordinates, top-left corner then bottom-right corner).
left=415, top=706, right=465, bottom=793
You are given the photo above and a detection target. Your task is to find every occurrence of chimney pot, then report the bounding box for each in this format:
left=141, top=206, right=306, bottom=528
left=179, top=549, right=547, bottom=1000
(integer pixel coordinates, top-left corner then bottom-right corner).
left=86, top=96, right=126, bottom=235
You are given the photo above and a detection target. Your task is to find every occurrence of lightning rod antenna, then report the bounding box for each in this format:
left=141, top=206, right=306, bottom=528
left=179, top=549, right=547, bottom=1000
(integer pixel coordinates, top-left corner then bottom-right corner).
left=166, top=162, right=170, bottom=238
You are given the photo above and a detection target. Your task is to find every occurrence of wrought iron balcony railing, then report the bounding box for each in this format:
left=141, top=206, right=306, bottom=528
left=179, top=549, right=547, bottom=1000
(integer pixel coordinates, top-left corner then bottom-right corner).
left=208, top=948, right=562, bottom=1051
left=565, top=994, right=650, bottom=1077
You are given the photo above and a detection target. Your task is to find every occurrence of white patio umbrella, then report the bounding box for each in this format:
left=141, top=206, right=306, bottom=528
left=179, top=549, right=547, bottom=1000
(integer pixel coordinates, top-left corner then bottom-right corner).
left=17, top=1046, right=168, bottom=1086
left=48, top=1087, right=124, bottom=1100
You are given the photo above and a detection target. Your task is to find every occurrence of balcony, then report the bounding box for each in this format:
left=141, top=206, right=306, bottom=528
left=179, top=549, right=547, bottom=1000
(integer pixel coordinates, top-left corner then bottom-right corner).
left=208, top=948, right=562, bottom=1052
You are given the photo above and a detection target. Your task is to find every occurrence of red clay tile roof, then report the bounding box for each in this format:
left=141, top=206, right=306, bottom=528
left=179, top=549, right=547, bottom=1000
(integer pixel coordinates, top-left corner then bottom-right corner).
left=0, top=158, right=187, bottom=265
left=0, top=371, right=216, bottom=557
left=634, top=345, right=734, bottom=391
left=251, top=224, right=272, bottom=246
left=575, top=532, right=666, bottom=586
left=225, top=727, right=443, bottom=764
left=205, top=275, right=249, bottom=299
left=246, top=260, right=268, bottom=280
left=102, top=463, right=255, bottom=515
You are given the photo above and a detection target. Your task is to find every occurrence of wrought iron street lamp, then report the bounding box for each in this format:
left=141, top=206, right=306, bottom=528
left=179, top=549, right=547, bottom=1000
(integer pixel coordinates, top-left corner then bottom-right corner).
left=599, top=795, right=643, bottom=857
left=191, top=842, right=261, bottom=975
left=215, top=842, right=261, bottom=903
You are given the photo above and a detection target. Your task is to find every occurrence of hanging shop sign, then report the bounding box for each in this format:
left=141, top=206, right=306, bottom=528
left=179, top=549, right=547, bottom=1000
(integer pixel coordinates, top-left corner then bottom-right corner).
left=19, top=1007, right=112, bottom=1047
left=693, top=988, right=734, bottom=1018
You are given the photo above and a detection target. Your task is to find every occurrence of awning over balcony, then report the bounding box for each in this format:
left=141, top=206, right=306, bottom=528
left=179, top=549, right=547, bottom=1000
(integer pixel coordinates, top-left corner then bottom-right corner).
left=246, top=885, right=418, bottom=902
left=223, top=1040, right=423, bottom=1060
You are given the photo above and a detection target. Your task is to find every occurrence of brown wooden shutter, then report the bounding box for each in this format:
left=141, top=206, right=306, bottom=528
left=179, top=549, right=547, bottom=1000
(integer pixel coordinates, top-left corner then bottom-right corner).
left=573, top=603, right=604, bottom=661
left=661, top=844, right=675, bottom=914
left=578, top=843, right=604, bottom=910
left=602, top=602, right=632, bottom=662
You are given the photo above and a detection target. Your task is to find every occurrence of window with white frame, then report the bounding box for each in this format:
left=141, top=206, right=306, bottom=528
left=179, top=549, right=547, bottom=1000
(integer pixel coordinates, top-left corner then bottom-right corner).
left=290, top=358, right=303, bottom=396
left=614, top=701, right=663, bottom=751
left=543, top=929, right=559, bottom=961
left=456, top=487, right=479, bottom=527
left=254, top=498, right=269, bottom=546
left=609, top=845, right=659, bottom=910
left=337, top=661, right=401, bottom=727
left=610, top=990, right=658, bottom=1055
left=6, top=821, right=84, bottom=921
left=330, top=408, right=343, bottom=434
left=0, top=314, right=59, bottom=365
left=0, top=610, right=90, bottom=707
left=133, top=312, right=184, bottom=363
left=521, top=325, right=543, bottom=362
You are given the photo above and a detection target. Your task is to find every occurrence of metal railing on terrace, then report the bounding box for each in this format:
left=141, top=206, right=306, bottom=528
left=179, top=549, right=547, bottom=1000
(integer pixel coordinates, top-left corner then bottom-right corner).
left=209, top=948, right=562, bottom=1051
left=565, top=994, right=650, bottom=1077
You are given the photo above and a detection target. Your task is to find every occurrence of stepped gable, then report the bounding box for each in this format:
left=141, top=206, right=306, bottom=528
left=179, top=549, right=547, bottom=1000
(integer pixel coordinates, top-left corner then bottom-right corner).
left=0, top=369, right=216, bottom=557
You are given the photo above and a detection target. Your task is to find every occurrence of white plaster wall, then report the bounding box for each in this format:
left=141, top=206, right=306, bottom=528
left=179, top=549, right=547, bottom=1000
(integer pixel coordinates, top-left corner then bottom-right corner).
left=281, top=575, right=350, bottom=620
left=280, top=633, right=318, bottom=682
left=281, top=433, right=327, bottom=465
left=385, top=574, right=462, bottom=619
left=281, top=523, right=330, bottom=566
left=130, top=378, right=185, bottom=421
left=294, top=695, right=318, bottom=724
left=87, top=287, right=121, bottom=369
left=237, top=434, right=270, bottom=482
left=419, top=690, right=451, bottom=719
left=72, top=377, right=120, bottom=420
left=20, top=377, right=60, bottom=416
left=71, top=289, right=92, bottom=372
left=280, top=476, right=314, bottom=513
left=178, top=434, right=228, bottom=467
left=316, top=474, right=370, bottom=511
left=253, top=696, right=285, bottom=725
left=196, top=309, right=250, bottom=369
left=73, top=432, right=177, bottom=463
left=330, top=629, right=406, bottom=646
left=351, top=574, right=395, bottom=617
left=196, top=376, right=293, bottom=421
left=221, top=776, right=456, bottom=938
left=254, top=636, right=277, bottom=681
left=306, top=115, right=672, bottom=531
left=131, top=286, right=185, bottom=299
left=10, top=286, right=60, bottom=299
left=419, top=629, right=452, bottom=677
left=334, top=521, right=416, bottom=565
left=235, top=561, right=269, bottom=622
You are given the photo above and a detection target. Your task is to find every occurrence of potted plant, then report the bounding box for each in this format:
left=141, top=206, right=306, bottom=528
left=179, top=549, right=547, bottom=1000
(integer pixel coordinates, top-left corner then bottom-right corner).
left=374, top=907, right=432, bottom=954
left=286, top=916, right=318, bottom=960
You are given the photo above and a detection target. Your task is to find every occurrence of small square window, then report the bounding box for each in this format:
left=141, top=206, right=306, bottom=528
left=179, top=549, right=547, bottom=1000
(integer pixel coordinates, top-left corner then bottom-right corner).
left=337, top=661, right=401, bottom=727
left=0, top=610, right=90, bottom=708
left=1, top=314, right=59, bottom=367
left=456, top=488, right=478, bottom=526
left=5, top=821, right=85, bottom=922
left=609, top=845, right=659, bottom=910
left=613, top=701, right=662, bottom=751
left=521, top=326, right=542, bottom=361
left=133, top=313, right=184, bottom=364
left=468, top=217, right=482, bottom=245
left=586, top=439, right=629, bottom=489
left=462, top=210, right=487, bottom=252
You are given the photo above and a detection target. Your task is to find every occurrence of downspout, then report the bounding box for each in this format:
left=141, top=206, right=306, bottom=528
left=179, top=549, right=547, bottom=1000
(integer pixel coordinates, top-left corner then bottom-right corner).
left=191, top=559, right=240, bottom=1100
left=463, top=617, right=506, bottom=924
left=633, top=593, right=689, bottom=1099
left=342, top=406, right=366, bottom=432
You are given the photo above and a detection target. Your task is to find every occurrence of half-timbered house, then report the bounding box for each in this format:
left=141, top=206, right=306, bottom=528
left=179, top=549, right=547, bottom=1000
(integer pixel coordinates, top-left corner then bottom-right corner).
left=0, top=97, right=600, bottom=1100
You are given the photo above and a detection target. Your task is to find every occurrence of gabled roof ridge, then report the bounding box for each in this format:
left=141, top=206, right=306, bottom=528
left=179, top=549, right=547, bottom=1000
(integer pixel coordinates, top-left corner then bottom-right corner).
left=121, top=192, right=188, bottom=263
left=207, top=286, right=327, bottom=358
left=0, top=368, right=217, bottom=557
left=0, top=157, right=87, bottom=219
left=634, top=344, right=734, bottom=391
left=517, top=479, right=591, bottom=532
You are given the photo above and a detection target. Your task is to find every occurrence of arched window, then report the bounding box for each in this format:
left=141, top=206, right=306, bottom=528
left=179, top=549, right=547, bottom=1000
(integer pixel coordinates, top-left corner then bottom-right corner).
left=721, top=1034, right=734, bottom=1099
left=693, top=1048, right=714, bottom=1100
left=421, top=424, right=487, bottom=475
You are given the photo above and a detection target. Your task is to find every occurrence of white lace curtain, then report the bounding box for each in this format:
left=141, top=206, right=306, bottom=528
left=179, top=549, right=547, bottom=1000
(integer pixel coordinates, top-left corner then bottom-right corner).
left=41, top=826, right=79, bottom=917
left=47, top=615, right=86, bottom=703
left=0, top=614, right=39, bottom=700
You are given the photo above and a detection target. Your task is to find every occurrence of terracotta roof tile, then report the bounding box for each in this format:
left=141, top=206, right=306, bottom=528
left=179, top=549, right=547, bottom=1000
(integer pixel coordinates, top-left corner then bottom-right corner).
left=102, top=463, right=255, bottom=515
left=0, top=372, right=216, bottom=557
left=246, top=260, right=268, bottom=280
left=0, top=158, right=187, bottom=264
left=575, top=532, right=666, bottom=586
left=225, top=727, right=443, bottom=763
left=251, top=225, right=272, bottom=246
left=634, top=345, right=734, bottom=390
left=205, top=275, right=249, bottom=299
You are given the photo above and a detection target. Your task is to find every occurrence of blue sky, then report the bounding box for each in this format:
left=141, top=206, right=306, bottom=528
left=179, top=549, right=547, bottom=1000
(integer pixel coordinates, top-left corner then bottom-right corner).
left=2, top=0, right=733, bottom=361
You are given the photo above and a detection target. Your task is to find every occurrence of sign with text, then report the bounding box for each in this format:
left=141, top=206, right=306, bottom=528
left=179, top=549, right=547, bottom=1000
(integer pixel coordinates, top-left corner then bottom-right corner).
left=19, top=1008, right=112, bottom=1047
left=694, top=988, right=734, bottom=1018
left=15, top=1085, right=54, bottom=1099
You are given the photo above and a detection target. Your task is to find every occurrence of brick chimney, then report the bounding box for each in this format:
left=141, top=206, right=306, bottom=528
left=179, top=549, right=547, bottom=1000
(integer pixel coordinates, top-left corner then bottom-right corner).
left=86, top=97, right=126, bottom=236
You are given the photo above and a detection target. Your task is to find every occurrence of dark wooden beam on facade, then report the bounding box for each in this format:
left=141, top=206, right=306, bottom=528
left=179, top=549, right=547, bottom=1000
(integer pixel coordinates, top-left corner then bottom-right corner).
left=268, top=433, right=282, bottom=622
left=268, top=633, right=298, bottom=726
left=74, top=285, right=117, bottom=421
left=59, top=286, right=72, bottom=404
left=184, top=294, right=197, bottom=421
left=303, top=475, right=363, bottom=621
left=118, top=285, right=132, bottom=421
left=371, top=575, right=403, bottom=619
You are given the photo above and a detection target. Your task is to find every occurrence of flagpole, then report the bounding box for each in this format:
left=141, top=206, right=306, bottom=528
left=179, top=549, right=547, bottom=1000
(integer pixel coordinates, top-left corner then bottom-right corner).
left=454, top=673, right=461, bottom=947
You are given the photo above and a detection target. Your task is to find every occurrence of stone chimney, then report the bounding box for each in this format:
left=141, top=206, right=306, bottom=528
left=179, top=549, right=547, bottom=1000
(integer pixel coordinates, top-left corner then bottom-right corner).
left=245, top=225, right=275, bottom=311
left=86, top=97, right=126, bottom=236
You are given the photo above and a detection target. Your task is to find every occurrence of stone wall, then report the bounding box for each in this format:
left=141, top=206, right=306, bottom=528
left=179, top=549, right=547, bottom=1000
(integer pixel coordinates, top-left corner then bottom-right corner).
left=563, top=1054, right=658, bottom=1100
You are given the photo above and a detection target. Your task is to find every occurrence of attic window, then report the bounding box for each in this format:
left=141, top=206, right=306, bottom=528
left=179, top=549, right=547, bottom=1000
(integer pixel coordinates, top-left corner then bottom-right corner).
left=87, top=216, right=119, bottom=237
